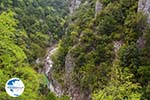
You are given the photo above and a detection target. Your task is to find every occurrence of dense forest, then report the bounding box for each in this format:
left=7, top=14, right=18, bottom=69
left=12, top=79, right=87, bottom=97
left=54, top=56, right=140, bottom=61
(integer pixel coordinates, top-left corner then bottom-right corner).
left=0, top=0, right=150, bottom=100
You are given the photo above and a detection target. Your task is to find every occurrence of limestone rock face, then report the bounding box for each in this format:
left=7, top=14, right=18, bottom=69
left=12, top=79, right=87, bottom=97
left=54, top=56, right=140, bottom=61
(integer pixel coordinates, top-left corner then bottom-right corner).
left=65, top=45, right=91, bottom=100
left=69, top=0, right=81, bottom=14
left=138, top=0, right=150, bottom=22
left=113, top=41, right=124, bottom=58
left=95, top=0, right=103, bottom=16
left=114, top=41, right=123, bottom=53
left=137, top=0, right=149, bottom=48
left=65, top=49, right=75, bottom=90
left=137, top=36, right=145, bottom=49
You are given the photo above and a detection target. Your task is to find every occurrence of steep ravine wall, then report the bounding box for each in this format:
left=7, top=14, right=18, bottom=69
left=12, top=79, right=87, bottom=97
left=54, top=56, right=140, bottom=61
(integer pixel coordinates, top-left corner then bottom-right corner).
left=136, top=0, right=150, bottom=49
left=69, top=0, right=81, bottom=14
left=65, top=44, right=91, bottom=100
left=64, top=1, right=103, bottom=100
left=42, top=0, right=150, bottom=100
left=95, top=0, right=103, bottom=16
left=138, top=0, right=150, bottom=23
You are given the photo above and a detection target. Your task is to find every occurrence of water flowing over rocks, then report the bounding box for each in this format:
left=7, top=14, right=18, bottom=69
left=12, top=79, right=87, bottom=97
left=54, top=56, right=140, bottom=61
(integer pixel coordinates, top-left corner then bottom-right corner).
left=44, top=45, right=63, bottom=97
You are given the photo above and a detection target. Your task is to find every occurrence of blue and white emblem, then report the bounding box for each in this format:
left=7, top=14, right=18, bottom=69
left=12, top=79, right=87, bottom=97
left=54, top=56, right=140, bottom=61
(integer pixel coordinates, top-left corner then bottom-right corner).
left=5, top=78, right=25, bottom=97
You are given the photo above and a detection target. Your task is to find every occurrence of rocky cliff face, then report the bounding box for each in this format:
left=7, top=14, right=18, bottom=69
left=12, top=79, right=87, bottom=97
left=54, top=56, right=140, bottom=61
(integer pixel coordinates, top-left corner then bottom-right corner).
left=69, top=0, right=81, bottom=14
left=65, top=49, right=75, bottom=86
left=138, top=0, right=150, bottom=22
left=95, top=0, right=103, bottom=16
left=137, top=0, right=149, bottom=49
left=65, top=45, right=91, bottom=100
left=113, top=41, right=123, bottom=58
left=43, top=1, right=147, bottom=100
left=64, top=1, right=104, bottom=100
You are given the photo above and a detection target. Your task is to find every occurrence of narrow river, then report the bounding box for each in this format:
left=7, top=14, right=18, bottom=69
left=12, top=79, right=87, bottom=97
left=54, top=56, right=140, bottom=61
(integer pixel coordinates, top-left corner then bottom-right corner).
left=44, top=45, right=63, bottom=97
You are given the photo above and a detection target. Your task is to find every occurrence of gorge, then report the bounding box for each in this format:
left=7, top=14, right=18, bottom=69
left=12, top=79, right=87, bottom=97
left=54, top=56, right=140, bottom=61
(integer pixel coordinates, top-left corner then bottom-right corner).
left=0, top=0, right=150, bottom=100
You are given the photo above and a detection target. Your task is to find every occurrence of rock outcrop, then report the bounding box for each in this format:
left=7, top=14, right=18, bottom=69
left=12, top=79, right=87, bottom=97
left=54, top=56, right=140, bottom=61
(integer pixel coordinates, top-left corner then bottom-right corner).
left=65, top=52, right=75, bottom=85
left=69, top=0, right=81, bottom=14
left=65, top=45, right=91, bottom=100
left=137, top=0, right=149, bottom=49
left=114, top=41, right=123, bottom=52
left=137, top=36, right=145, bottom=49
left=138, top=0, right=150, bottom=22
left=95, top=0, right=103, bottom=16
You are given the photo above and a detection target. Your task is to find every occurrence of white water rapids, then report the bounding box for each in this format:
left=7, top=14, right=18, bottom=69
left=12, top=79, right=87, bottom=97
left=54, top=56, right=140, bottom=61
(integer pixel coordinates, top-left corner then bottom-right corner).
left=44, top=45, right=63, bottom=97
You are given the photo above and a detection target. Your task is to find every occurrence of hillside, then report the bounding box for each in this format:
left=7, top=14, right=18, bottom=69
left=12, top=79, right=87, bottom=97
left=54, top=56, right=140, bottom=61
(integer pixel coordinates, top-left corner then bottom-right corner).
left=0, top=0, right=150, bottom=100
